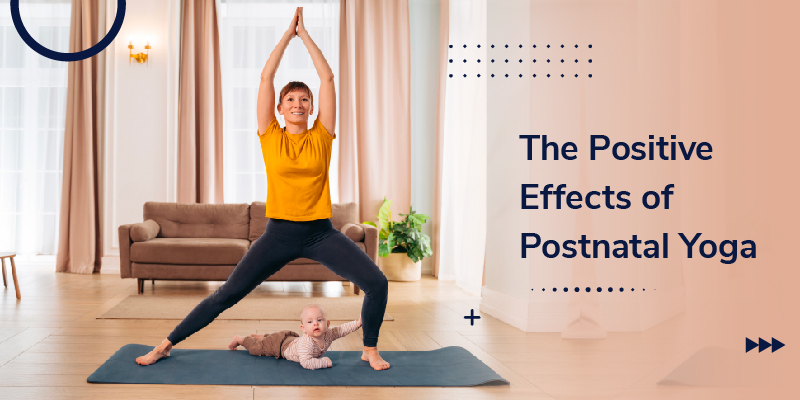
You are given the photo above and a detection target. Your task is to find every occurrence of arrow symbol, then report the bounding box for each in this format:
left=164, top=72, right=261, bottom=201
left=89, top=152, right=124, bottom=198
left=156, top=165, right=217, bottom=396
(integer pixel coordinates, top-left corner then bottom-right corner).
left=746, top=337, right=758, bottom=353
left=747, top=337, right=786, bottom=353
left=772, top=337, right=785, bottom=353
left=758, top=337, right=771, bottom=352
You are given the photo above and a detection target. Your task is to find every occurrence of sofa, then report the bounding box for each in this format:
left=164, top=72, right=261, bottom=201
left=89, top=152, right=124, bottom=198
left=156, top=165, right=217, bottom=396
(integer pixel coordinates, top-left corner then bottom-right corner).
left=118, top=201, right=377, bottom=295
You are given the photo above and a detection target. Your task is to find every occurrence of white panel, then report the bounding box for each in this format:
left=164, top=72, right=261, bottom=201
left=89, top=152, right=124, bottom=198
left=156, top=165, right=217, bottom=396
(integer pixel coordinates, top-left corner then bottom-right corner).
left=484, top=0, right=531, bottom=303
left=106, top=0, right=178, bottom=254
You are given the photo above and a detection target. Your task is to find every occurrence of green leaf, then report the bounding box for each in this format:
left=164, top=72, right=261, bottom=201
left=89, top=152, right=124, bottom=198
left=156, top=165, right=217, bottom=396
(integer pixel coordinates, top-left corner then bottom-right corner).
left=377, top=197, right=392, bottom=232
left=378, top=241, right=389, bottom=257
left=386, top=232, right=396, bottom=250
left=362, top=221, right=377, bottom=228
left=373, top=203, right=433, bottom=262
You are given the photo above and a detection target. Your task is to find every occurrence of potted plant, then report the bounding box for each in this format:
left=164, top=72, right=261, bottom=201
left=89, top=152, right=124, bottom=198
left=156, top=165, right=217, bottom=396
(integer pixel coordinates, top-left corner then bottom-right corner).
left=362, top=197, right=432, bottom=281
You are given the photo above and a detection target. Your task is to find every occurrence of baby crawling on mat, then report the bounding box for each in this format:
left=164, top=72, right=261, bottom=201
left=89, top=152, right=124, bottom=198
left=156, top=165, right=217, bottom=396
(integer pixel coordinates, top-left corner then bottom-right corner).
left=228, top=304, right=361, bottom=370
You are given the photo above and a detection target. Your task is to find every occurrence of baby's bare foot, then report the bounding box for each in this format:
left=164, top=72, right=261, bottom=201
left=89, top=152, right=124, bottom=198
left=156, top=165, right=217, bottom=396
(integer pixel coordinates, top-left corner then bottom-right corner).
left=362, top=347, right=390, bottom=370
left=136, top=340, right=172, bottom=366
left=228, top=335, right=243, bottom=350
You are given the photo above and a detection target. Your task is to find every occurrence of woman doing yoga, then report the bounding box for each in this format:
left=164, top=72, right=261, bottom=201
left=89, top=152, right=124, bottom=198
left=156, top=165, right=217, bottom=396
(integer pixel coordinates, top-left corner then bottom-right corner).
left=135, top=7, right=391, bottom=371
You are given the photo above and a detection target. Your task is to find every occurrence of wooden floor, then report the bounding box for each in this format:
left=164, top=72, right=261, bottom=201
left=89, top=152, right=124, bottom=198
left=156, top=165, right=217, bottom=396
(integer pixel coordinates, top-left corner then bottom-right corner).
left=0, top=264, right=763, bottom=399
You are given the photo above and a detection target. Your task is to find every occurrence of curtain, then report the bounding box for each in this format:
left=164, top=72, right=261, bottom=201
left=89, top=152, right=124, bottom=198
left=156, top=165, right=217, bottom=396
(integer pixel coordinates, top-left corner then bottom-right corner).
left=0, top=1, right=70, bottom=260
left=339, top=0, right=410, bottom=225
left=408, top=0, right=441, bottom=275
left=56, top=0, right=105, bottom=274
left=219, top=0, right=340, bottom=205
left=177, top=0, right=224, bottom=204
left=435, top=0, right=486, bottom=296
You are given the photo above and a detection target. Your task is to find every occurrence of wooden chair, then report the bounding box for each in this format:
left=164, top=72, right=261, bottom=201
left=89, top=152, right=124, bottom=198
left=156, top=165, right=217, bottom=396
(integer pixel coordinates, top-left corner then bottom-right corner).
left=0, top=252, right=21, bottom=299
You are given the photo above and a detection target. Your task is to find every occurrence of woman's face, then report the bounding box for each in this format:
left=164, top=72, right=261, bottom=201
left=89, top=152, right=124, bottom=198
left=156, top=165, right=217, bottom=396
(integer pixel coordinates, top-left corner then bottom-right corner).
left=279, top=89, right=313, bottom=124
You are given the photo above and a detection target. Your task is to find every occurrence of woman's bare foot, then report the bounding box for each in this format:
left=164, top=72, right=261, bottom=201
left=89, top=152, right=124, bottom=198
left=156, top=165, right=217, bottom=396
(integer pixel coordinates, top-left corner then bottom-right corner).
left=361, top=346, right=390, bottom=370
left=228, top=335, right=243, bottom=350
left=135, top=339, right=173, bottom=366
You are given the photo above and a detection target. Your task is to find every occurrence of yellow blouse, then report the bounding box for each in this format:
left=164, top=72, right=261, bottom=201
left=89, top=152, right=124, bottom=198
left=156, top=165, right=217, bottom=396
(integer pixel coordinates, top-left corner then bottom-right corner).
left=258, top=116, right=336, bottom=221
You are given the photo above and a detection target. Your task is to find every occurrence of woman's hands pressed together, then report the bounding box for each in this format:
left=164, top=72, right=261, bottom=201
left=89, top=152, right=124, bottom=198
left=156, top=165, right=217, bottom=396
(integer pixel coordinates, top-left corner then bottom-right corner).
left=287, top=8, right=299, bottom=38
left=296, top=7, right=308, bottom=37
left=286, top=7, right=308, bottom=38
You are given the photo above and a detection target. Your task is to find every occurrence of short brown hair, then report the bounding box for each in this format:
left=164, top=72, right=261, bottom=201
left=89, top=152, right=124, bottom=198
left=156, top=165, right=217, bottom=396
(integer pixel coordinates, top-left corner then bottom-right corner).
left=279, top=81, right=313, bottom=108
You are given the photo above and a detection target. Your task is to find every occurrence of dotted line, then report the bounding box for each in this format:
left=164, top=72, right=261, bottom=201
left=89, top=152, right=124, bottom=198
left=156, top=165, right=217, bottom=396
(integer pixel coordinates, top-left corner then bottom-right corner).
left=533, top=287, right=654, bottom=292
left=449, top=44, right=594, bottom=49
left=448, top=44, right=595, bottom=79
left=449, top=59, right=593, bottom=63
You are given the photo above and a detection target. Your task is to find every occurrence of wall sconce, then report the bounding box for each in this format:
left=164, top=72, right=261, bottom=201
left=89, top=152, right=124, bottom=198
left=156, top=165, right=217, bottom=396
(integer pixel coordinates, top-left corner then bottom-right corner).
left=128, top=38, right=152, bottom=66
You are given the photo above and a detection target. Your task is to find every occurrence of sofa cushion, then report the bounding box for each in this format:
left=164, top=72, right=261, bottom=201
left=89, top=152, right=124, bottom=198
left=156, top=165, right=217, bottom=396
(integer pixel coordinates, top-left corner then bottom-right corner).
left=131, top=263, right=238, bottom=281
left=249, top=202, right=268, bottom=242
left=341, top=223, right=365, bottom=242
left=131, top=238, right=250, bottom=265
left=130, top=263, right=348, bottom=282
left=144, top=202, right=250, bottom=239
left=331, top=202, right=358, bottom=230
left=247, top=241, right=367, bottom=265
left=130, top=219, right=160, bottom=242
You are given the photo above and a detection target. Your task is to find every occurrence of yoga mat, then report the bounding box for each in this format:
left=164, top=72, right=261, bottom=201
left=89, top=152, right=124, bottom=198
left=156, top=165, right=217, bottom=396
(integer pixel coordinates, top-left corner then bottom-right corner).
left=87, top=344, right=509, bottom=387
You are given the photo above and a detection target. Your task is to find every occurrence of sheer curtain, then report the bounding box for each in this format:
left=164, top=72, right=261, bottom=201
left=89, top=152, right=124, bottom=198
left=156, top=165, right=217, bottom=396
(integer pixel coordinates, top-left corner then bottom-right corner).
left=218, top=0, right=340, bottom=205
left=0, top=0, right=70, bottom=259
left=437, top=0, right=486, bottom=295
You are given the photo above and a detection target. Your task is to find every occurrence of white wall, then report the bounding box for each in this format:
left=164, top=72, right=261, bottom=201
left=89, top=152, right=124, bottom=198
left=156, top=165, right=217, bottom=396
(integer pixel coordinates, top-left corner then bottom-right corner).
left=481, top=0, right=532, bottom=330
left=103, top=0, right=180, bottom=257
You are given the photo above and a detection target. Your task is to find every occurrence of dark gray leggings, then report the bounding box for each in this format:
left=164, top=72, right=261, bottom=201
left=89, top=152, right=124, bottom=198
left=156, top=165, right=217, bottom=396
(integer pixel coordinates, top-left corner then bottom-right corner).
left=166, top=218, right=388, bottom=347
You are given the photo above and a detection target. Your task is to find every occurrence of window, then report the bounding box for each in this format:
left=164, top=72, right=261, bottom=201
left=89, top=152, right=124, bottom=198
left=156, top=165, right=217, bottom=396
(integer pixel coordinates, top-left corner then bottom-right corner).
left=219, top=0, right=340, bottom=205
left=0, top=1, right=70, bottom=257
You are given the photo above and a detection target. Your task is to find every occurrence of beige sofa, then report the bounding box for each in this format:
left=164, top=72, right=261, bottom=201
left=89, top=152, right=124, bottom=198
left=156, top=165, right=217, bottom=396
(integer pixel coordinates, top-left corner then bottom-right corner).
left=118, top=201, right=377, bottom=295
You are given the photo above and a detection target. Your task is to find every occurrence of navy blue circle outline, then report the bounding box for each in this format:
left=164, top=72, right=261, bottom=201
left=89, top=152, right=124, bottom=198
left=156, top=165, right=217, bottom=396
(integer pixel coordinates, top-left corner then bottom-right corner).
left=11, top=0, right=126, bottom=62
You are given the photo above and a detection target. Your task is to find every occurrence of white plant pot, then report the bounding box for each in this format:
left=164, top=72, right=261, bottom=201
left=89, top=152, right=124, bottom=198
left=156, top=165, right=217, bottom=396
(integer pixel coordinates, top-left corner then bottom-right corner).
left=378, top=252, right=421, bottom=281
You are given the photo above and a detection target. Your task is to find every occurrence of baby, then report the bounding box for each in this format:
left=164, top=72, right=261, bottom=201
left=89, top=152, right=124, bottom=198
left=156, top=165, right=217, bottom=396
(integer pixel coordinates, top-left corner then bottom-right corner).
left=228, top=304, right=362, bottom=370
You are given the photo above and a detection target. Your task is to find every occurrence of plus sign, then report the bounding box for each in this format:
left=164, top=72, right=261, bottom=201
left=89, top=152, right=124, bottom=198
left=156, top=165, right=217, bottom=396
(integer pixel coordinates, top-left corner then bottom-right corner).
left=464, top=309, right=481, bottom=326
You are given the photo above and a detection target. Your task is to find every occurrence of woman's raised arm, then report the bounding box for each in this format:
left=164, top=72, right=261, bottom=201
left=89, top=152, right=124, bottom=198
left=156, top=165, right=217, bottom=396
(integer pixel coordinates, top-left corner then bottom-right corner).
left=296, top=7, right=336, bottom=137
left=257, top=9, right=298, bottom=136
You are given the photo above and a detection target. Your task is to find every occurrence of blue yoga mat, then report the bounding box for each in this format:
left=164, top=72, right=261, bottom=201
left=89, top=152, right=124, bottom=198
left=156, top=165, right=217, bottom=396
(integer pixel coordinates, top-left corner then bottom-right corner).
left=87, top=344, right=509, bottom=387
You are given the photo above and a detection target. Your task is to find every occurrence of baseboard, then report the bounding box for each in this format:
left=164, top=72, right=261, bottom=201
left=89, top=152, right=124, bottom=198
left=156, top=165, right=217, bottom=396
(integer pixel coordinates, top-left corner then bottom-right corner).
left=479, top=286, right=528, bottom=332
left=481, top=284, right=686, bottom=332
left=527, top=299, right=570, bottom=332
left=436, top=273, right=455, bottom=281
left=101, top=256, right=121, bottom=274
left=526, top=284, right=686, bottom=332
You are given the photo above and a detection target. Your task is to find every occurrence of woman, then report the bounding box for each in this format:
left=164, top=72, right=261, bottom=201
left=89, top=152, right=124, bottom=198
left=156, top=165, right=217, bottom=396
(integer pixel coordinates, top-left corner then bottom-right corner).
left=136, top=7, right=391, bottom=371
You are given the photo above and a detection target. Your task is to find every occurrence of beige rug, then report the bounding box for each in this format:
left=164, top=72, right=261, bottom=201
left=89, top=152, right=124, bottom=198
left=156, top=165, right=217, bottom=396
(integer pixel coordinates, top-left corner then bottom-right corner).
left=98, top=295, right=393, bottom=321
